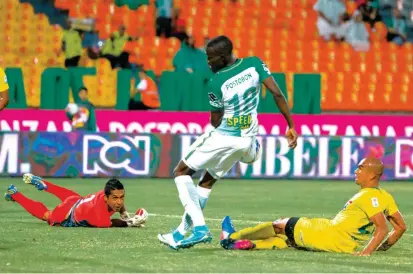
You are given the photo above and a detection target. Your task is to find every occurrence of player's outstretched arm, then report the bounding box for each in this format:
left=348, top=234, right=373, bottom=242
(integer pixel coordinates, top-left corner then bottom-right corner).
left=111, top=219, right=129, bottom=227
left=262, top=77, right=297, bottom=149
left=377, top=211, right=407, bottom=251
left=356, top=212, right=389, bottom=256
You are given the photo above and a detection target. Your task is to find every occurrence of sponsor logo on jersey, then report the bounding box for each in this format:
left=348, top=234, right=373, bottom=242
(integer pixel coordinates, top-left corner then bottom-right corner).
left=227, top=114, right=252, bottom=129
left=208, top=92, right=223, bottom=108
left=262, top=63, right=270, bottom=75
left=225, top=72, right=252, bottom=90
left=371, top=197, right=379, bottom=208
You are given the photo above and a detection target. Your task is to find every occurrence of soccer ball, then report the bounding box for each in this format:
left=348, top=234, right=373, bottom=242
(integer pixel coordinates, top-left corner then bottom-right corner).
left=66, top=103, right=79, bottom=115
left=240, top=139, right=262, bottom=164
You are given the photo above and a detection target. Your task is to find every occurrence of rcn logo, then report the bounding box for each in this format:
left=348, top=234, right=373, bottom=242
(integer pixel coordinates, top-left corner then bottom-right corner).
left=83, top=135, right=151, bottom=176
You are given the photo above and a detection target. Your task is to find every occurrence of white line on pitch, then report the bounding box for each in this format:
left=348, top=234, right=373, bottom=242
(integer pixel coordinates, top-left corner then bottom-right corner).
left=149, top=213, right=261, bottom=224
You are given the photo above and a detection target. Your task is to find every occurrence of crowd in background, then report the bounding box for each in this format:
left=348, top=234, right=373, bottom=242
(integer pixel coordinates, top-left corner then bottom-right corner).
left=61, top=0, right=210, bottom=71
left=59, top=0, right=413, bottom=130
left=315, top=0, right=411, bottom=51
left=61, top=0, right=413, bottom=72
left=61, top=0, right=413, bottom=70
left=62, top=0, right=208, bottom=117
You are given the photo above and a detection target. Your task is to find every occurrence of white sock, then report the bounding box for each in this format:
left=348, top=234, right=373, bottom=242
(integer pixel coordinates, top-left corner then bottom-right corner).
left=197, top=186, right=212, bottom=209
left=175, top=186, right=212, bottom=235
left=174, top=175, right=206, bottom=227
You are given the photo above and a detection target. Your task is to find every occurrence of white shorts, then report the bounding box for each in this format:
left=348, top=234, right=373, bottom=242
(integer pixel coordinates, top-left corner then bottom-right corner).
left=182, top=131, right=255, bottom=179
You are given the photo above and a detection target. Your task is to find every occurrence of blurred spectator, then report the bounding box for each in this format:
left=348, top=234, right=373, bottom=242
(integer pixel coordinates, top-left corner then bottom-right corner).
left=128, top=69, right=160, bottom=110
left=65, top=87, right=97, bottom=131
left=314, top=0, right=347, bottom=41
left=386, top=8, right=407, bottom=46
left=336, top=13, right=351, bottom=40
left=198, top=36, right=210, bottom=52
left=155, top=0, right=173, bottom=38
left=172, top=8, right=186, bottom=31
left=346, top=11, right=370, bottom=51
left=101, top=25, right=136, bottom=69
left=171, top=8, right=188, bottom=41
left=172, top=36, right=210, bottom=73
left=62, top=21, right=83, bottom=68
left=358, top=0, right=382, bottom=31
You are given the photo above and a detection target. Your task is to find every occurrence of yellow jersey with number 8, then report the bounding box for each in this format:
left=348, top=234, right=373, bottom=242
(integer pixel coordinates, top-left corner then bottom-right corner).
left=293, top=188, right=399, bottom=253
left=332, top=187, right=399, bottom=242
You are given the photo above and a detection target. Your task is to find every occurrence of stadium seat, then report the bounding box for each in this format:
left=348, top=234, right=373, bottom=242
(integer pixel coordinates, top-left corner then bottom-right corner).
left=1, top=0, right=412, bottom=110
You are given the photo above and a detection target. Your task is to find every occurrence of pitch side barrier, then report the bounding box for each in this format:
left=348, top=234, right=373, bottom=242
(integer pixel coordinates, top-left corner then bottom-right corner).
left=0, top=131, right=411, bottom=180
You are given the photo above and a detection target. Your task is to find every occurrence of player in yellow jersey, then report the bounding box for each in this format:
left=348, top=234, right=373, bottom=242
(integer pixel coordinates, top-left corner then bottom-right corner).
left=0, top=68, right=10, bottom=110
left=220, top=157, right=407, bottom=256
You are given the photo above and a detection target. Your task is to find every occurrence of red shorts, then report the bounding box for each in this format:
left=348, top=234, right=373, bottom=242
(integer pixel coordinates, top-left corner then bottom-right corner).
left=47, top=195, right=81, bottom=226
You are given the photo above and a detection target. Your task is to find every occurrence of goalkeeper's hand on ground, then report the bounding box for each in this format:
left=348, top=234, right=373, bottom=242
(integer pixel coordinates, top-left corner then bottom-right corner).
left=121, top=208, right=149, bottom=228
left=120, top=211, right=131, bottom=221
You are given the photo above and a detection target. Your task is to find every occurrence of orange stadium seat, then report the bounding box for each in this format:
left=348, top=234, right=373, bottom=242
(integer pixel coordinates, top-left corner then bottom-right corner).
left=1, top=0, right=412, bottom=110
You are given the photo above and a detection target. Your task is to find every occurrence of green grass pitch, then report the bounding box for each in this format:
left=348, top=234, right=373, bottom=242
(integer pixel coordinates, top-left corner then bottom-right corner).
left=0, top=178, right=412, bottom=273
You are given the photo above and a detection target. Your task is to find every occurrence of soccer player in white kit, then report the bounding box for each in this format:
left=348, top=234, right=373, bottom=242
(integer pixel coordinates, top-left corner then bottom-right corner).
left=158, top=35, right=298, bottom=249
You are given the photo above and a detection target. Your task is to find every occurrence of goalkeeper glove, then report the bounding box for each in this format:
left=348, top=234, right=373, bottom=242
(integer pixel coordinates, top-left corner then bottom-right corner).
left=121, top=208, right=149, bottom=228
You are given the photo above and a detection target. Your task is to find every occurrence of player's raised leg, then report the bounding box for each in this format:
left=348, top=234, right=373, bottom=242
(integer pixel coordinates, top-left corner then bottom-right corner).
left=158, top=171, right=215, bottom=248
left=4, top=184, right=50, bottom=221
left=23, top=173, right=80, bottom=202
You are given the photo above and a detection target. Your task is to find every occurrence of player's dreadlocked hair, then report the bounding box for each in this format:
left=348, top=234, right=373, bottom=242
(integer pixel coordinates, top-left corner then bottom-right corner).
left=207, top=35, right=233, bottom=56
left=104, top=178, right=124, bottom=196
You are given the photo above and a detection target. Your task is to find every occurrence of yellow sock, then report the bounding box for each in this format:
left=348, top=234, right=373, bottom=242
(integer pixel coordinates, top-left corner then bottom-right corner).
left=230, top=222, right=275, bottom=240
left=252, top=236, right=288, bottom=250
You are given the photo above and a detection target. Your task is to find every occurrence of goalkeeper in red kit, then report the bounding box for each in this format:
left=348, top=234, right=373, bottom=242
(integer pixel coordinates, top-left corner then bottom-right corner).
left=5, top=174, right=148, bottom=228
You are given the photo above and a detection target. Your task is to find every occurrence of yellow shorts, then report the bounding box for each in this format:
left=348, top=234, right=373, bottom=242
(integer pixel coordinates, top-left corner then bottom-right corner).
left=288, top=217, right=359, bottom=254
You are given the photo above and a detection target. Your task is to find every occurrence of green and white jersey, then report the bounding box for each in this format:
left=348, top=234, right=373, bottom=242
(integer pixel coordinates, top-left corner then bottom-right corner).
left=208, top=56, right=272, bottom=137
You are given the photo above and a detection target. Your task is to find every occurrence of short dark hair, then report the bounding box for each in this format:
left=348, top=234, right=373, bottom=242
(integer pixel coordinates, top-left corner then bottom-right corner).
left=78, top=86, right=88, bottom=93
left=104, top=178, right=124, bottom=196
left=206, top=35, right=233, bottom=56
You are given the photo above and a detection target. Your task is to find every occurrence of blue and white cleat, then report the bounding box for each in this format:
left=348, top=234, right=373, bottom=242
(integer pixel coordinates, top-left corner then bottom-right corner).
left=23, top=173, right=47, bottom=191
left=177, top=225, right=212, bottom=249
left=158, top=230, right=184, bottom=250
left=4, top=184, right=18, bottom=201
left=220, top=216, right=236, bottom=249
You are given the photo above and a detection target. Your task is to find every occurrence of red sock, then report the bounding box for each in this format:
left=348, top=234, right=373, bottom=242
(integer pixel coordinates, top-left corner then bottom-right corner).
left=12, top=192, right=49, bottom=220
left=44, top=180, right=80, bottom=202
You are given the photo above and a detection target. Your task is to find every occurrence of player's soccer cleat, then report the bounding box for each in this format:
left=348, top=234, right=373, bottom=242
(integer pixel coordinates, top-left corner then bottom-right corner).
left=220, top=216, right=236, bottom=249
left=229, top=239, right=255, bottom=250
left=157, top=231, right=184, bottom=251
left=4, top=184, right=17, bottom=201
left=172, top=230, right=185, bottom=242
left=23, top=173, right=48, bottom=191
left=177, top=225, right=212, bottom=249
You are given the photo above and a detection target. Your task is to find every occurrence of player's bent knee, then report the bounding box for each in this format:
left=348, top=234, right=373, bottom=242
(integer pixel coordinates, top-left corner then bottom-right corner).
left=198, top=171, right=217, bottom=189
left=198, top=180, right=216, bottom=189
left=173, top=160, right=195, bottom=178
